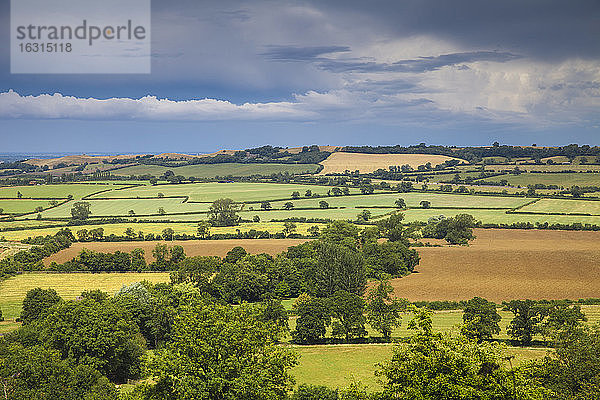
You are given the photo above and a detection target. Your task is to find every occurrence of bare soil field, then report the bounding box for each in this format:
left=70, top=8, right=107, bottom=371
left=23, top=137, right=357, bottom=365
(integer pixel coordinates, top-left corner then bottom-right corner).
left=392, top=229, right=600, bottom=302
left=319, top=152, right=465, bottom=174
left=44, top=239, right=310, bottom=265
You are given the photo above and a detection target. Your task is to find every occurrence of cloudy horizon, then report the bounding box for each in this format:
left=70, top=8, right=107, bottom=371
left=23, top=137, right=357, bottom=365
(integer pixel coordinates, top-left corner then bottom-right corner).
left=1, top=0, right=599, bottom=152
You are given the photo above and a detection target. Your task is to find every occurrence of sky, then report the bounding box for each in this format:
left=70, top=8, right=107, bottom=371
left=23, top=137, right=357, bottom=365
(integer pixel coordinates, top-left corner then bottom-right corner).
left=1, top=0, right=600, bottom=153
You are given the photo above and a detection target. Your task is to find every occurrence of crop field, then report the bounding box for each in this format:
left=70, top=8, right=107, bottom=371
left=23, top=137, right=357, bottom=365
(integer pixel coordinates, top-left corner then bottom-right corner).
left=43, top=238, right=310, bottom=265
left=89, top=182, right=355, bottom=202
left=0, top=183, right=127, bottom=199
left=0, top=199, right=57, bottom=214
left=479, top=172, right=600, bottom=187
left=112, top=163, right=320, bottom=178
left=37, top=198, right=209, bottom=218
left=516, top=198, right=600, bottom=215
left=319, top=152, right=466, bottom=174
left=0, top=272, right=171, bottom=319
left=392, top=229, right=600, bottom=302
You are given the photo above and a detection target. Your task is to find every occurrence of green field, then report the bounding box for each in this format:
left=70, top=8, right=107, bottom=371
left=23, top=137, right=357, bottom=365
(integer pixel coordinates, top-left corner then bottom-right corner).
left=270, top=192, right=530, bottom=210
left=480, top=172, right=600, bottom=187
left=113, top=163, right=320, bottom=178
left=89, top=182, right=356, bottom=202
left=0, top=199, right=57, bottom=214
left=0, top=183, right=126, bottom=199
left=0, top=272, right=171, bottom=319
left=37, top=198, right=209, bottom=218
left=516, top=198, right=600, bottom=215
left=291, top=344, right=548, bottom=390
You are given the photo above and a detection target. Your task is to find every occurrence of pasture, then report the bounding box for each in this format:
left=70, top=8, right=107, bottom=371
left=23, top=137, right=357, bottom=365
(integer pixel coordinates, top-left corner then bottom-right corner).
left=480, top=172, right=600, bottom=187
left=0, top=183, right=126, bottom=199
left=0, top=272, right=171, bottom=319
left=112, top=163, right=320, bottom=178
left=0, top=199, right=56, bottom=214
left=89, top=182, right=354, bottom=202
left=38, top=197, right=209, bottom=218
left=319, top=152, right=466, bottom=174
left=516, top=198, right=600, bottom=215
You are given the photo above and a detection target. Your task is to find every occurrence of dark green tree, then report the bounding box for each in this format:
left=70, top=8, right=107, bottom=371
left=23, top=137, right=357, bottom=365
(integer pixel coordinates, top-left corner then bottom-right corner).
left=504, top=300, right=546, bottom=345
left=20, top=288, right=62, bottom=325
left=461, top=297, right=501, bottom=341
left=292, top=294, right=331, bottom=344
left=366, top=281, right=403, bottom=339
left=330, top=290, right=367, bottom=341
left=70, top=201, right=91, bottom=220
left=208, top=198, right=241, bottom=226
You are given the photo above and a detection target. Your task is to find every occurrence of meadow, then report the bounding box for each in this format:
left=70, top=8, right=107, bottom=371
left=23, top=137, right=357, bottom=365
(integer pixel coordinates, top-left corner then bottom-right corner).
left=516, top=198, right=600, bottom=215
left=112, top=163, right=320, bottom=178
left=479, top=172, right=600, bottom=187
left=0, top=199, right=57, bottom=214
left=0, top=183, right=130, bottom=199
left=89, top=182, right=356, bottom=202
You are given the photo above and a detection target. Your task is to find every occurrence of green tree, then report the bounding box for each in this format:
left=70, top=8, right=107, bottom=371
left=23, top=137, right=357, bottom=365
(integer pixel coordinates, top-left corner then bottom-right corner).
left=307, top=225, right=320, bottom=237
left=292, top=294, right=331, bottom=344
left=145, top=300, right=297, bottom=399
left=305, top=189, right=312, bottom=197
left=291, top=384, right=338, bottom=400
left=284, top=201, right=294, bottom=210
left=319, top=200, right=329, bottom=209
left=283, top=221, right=297, bottom=237
left=376, top=213, right=415, bottom=246
left=20, top=288, right=62, bottom=325
left=461, top=297, right=501, bottom=341
left=125, top=227, right=136, bottom=239
left=357, top=209, right=371, bottom=222
left=504, top=300, right=546, bottom=345
left=366, top=281, right=403, bottom=339
left=157, top=207, right=166, bottom=215
left=197, top=221, right=211, bottom=238
left=330, top=290, right=367, bottom=341
left=292, top=191, right=301, bottom=199
left=261, top=201, right=272, bottom=210
left=76, top=228, right=89, bottom=241
left=445, top=213, right=477, bottom=245
left=70, top=201, right=91, bottom=220
left=394, top=198, right=406, bottom=208
left=420, top=200, right=431, bottom=208
left=162, top=227, right=174, bottom=241
left=321, top=221, right=360, bottom=248
left=314, top=242, right=366, bottom=297
left=0, top=343, right=118, bottom=400
left=38, top=298, right=145, bottom=382
left=208, top=198, right=241, bottom=226
left=376, top=308, right=548, bottom=400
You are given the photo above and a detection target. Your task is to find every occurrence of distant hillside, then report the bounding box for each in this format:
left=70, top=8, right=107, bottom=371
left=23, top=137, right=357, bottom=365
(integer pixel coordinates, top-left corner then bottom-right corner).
left=319, top=152, right=466, bottom=174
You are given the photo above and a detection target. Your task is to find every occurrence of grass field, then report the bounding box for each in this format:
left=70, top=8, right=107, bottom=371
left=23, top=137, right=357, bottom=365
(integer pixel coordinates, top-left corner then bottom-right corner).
left=37, top=198, right=209, bottom=218
left=270, top=192, right=530, bottom=210
left=0, top=272, right=171, bottom=319
left=484, top=164, right=600, bottom=172
left=89, top=182, right=356, bottom=202
left=43, top=238, right=310, bottom=265
left=291, top=343, right=550, bottom=390
left=319, top=152, right=466, bottom=174
left=112, top=163, right=320, bottom=178
left=479, top=172, right=600, bottom=188
left=0, top=183, right=127, bottom=199
left=392, top=229, right=600, bottom=302
left=0, top=199, right=57, bottom=214
left=516, top=198, right=600, bottom=215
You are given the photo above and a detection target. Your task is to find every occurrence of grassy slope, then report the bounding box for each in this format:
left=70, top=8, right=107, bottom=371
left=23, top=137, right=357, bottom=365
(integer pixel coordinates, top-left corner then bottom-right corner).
left=113, top=163, right=320, bottom=178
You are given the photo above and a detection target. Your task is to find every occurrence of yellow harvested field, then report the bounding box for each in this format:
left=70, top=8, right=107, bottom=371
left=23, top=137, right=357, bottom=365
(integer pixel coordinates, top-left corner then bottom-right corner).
left=319, top=152, right=465, bottom=174
left=391, top=229, right=600, bottom=302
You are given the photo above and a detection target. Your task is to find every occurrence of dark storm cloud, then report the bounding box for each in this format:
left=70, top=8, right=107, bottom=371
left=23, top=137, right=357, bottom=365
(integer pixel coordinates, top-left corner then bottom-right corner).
left=307, top=0, right=600, bottom=61
left=314, top=51, right=521, bottom=73
left=261, top=45, right=351, bottom=62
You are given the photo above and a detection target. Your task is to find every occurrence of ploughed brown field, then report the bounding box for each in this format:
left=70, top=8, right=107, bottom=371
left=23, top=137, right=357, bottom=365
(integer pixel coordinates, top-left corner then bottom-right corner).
left=392, top=229, right=600, bottom=302
left=43, top=239, right=310, bottom=265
